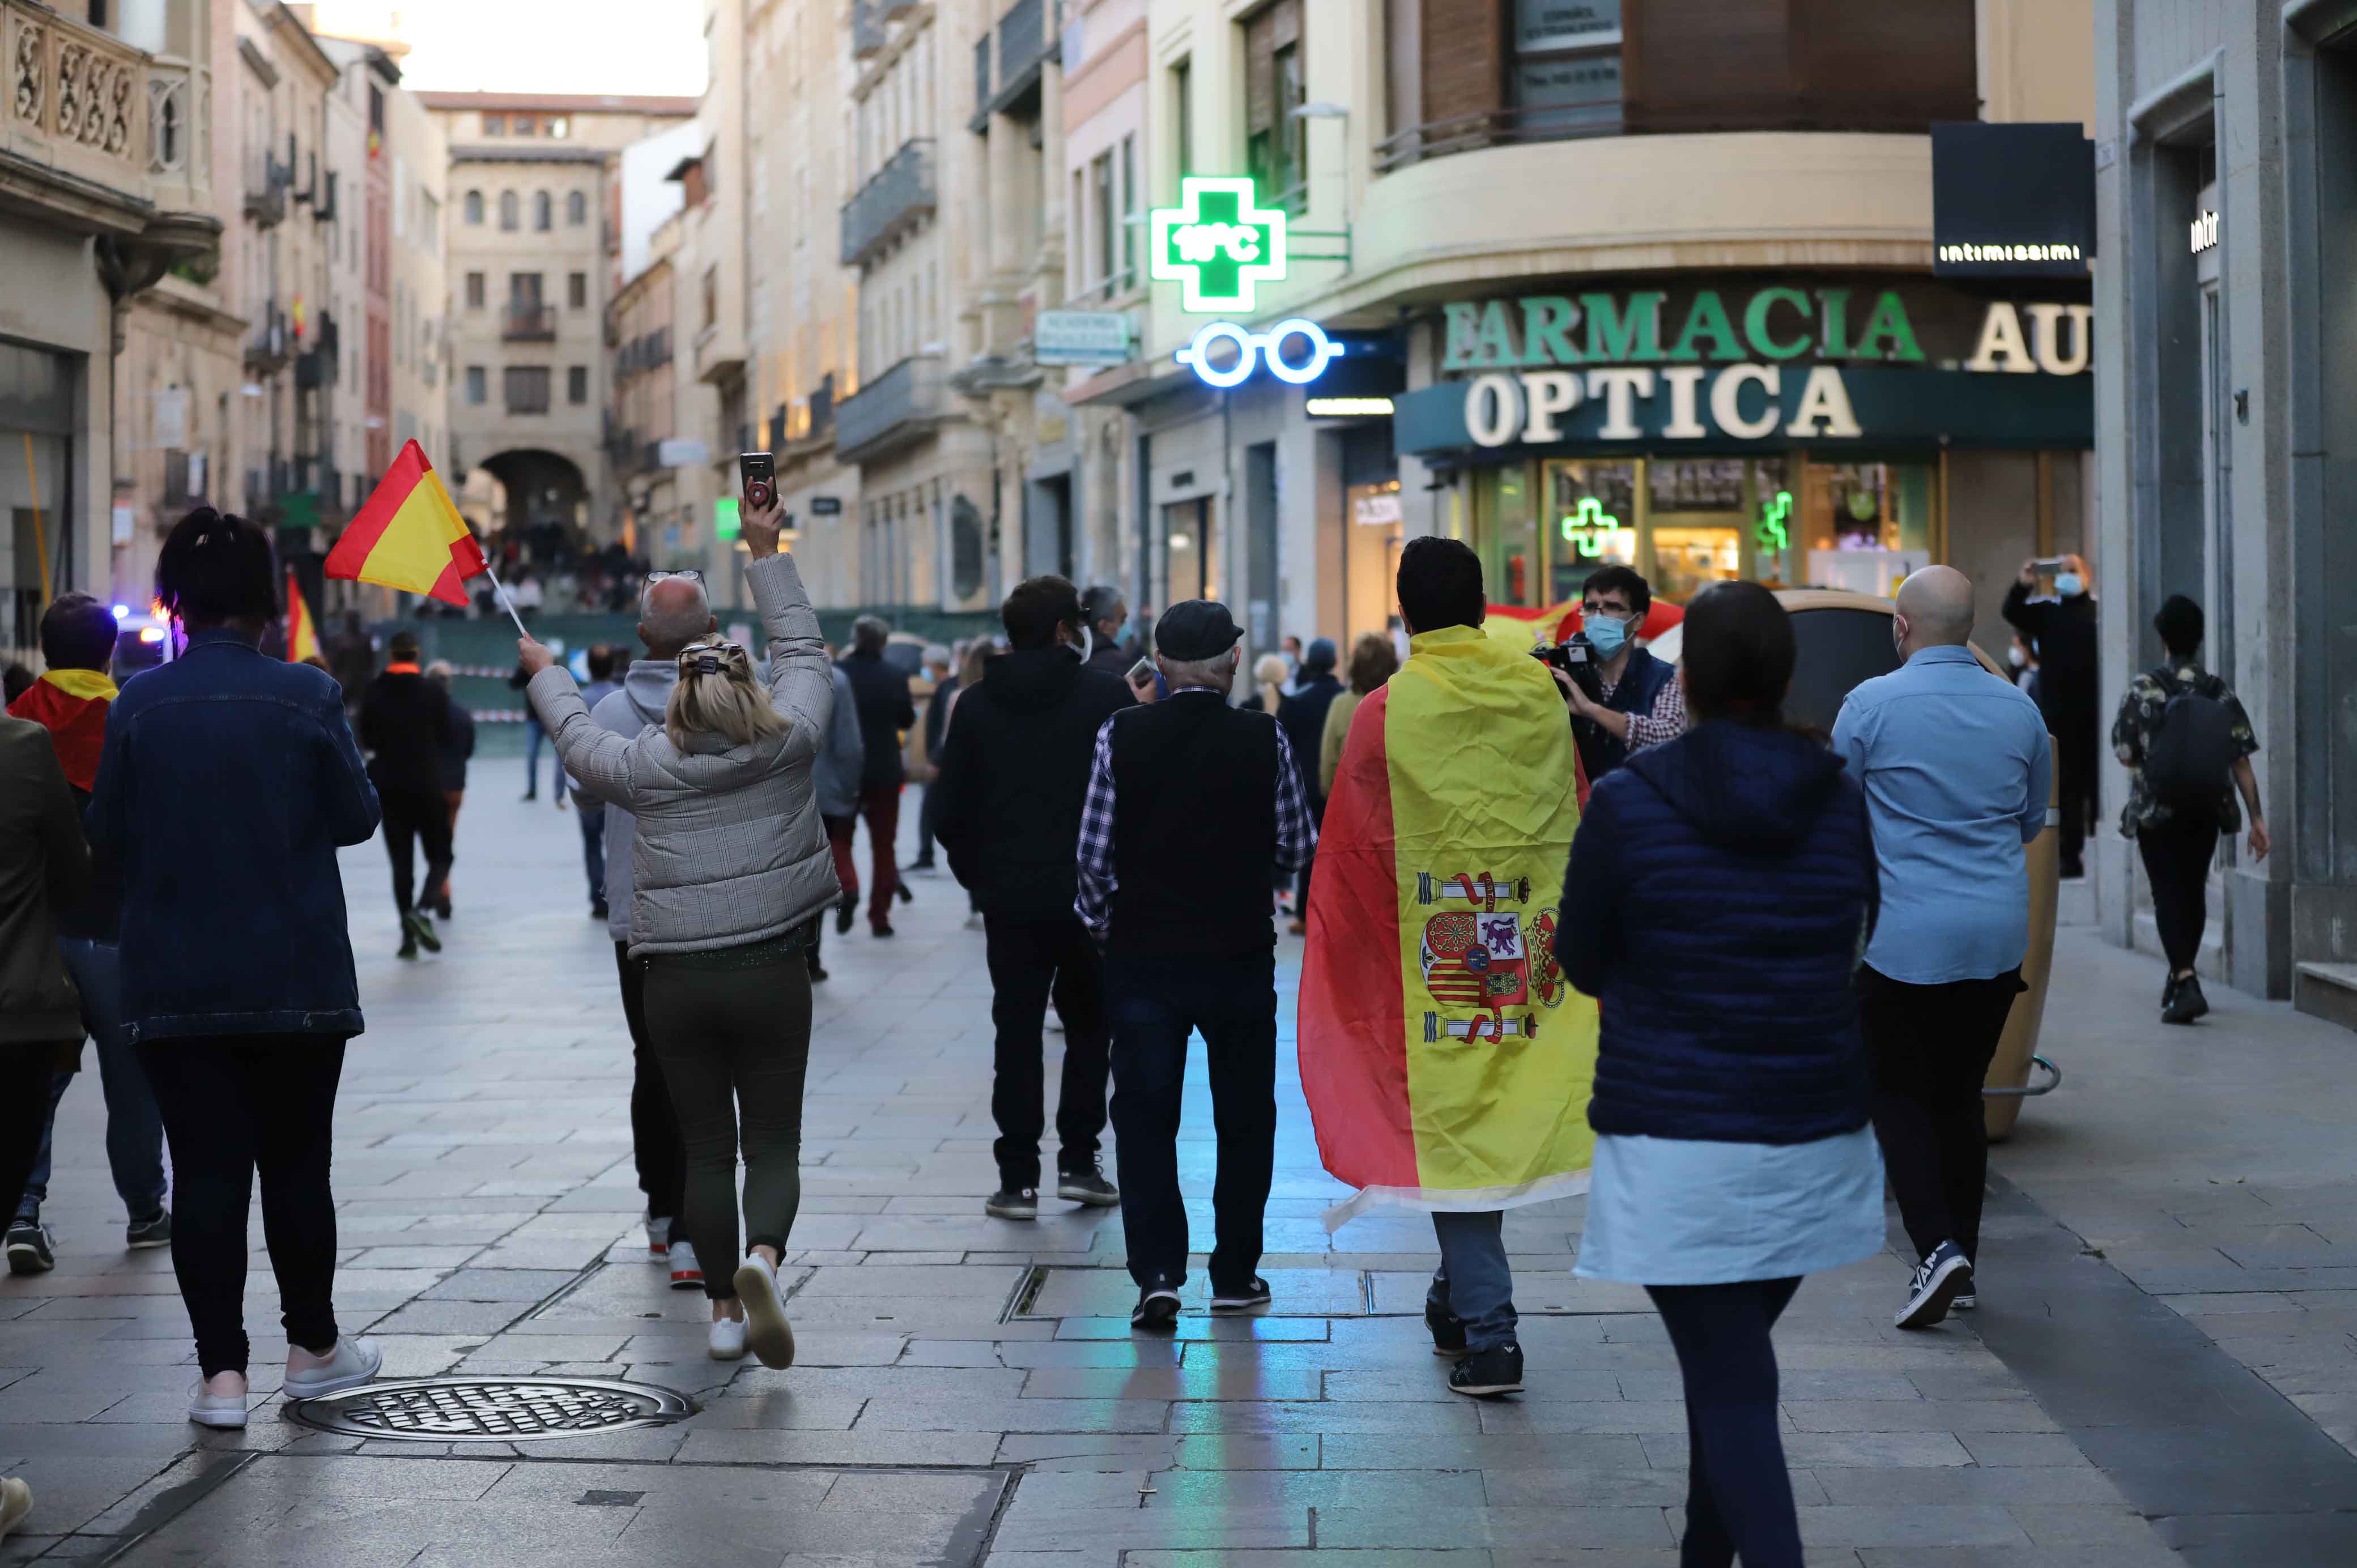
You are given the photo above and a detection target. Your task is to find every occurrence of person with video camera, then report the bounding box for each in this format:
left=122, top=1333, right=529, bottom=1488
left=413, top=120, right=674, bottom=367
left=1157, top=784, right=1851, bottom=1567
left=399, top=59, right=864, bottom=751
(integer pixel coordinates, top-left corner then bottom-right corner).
left=1546, top=566, right=1687, bottom=781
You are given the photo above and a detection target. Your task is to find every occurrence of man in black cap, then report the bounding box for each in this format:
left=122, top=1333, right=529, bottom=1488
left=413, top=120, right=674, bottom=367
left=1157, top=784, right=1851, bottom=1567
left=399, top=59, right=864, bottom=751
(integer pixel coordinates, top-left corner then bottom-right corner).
left=1074, top=599, right=1316, bottom=1332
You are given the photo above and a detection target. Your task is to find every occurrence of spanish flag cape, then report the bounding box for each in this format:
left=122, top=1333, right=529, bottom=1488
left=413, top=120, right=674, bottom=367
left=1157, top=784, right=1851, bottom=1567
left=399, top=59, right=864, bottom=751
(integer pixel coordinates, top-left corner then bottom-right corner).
left=1299, top=624, right=1597, bottom=1229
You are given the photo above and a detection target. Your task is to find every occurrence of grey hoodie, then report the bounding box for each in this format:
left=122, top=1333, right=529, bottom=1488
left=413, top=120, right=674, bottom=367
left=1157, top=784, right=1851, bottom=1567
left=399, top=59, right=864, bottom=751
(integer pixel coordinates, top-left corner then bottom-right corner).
left=590, top=660, right=677, bottom=943
left=812, top=664, right=865, bottom=819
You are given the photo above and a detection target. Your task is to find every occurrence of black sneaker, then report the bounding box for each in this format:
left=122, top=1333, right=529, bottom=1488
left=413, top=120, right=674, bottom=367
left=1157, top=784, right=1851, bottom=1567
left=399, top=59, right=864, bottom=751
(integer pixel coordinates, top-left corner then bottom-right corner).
left=125, top=1212, right=171, bottom=1251
left=402, top=909, right=442, bottom=954
left=1426, top=1299, right=1469, bottom=1360
left=894, top=881, right=913, bottom=905
left=1896, top=1240, right=1973, bottom=1330
left=1055, top=1164, right=1120, bottom=1208
left=433, top=894, right=453, bottom=920
left=1130, top=1285, right=1182, bottom=1332
left=2163, top=975, right=2208, bottom=1025
left=835, top=893, right=856, bottom=935
left=5, top=1220, right=53, bottom=1276
left=908, top=855, right=935, bottom=872
left=807, top=962, right=829, bottom=983
left=1448, top=1341, right=1524, bottom=1397
left=591, top=899, right=609, bottom=922
left=1209, top=1277, right=1272, bottom=1314
left=397, top=928, right=418, bottom=960
left=985, top=1188, right=1039, bottom=1221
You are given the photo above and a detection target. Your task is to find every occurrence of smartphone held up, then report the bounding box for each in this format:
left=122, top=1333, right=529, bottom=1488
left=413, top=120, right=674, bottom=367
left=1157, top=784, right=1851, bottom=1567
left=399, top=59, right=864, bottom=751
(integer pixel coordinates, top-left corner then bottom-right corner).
left=739, top=451, right=776, bottom=513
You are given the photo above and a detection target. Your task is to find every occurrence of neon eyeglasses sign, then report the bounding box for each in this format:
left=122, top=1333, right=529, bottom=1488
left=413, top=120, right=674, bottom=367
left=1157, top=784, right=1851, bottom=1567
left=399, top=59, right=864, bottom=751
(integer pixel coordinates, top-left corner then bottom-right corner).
left=1175, top=319, right=1343, bottom=389
left=1149, top=176, right=1290, bottom=314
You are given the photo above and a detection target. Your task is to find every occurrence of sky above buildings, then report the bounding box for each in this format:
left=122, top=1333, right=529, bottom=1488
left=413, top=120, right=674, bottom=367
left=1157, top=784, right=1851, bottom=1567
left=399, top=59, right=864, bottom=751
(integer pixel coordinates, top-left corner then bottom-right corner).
left=307, top=0, right=707, bottom=96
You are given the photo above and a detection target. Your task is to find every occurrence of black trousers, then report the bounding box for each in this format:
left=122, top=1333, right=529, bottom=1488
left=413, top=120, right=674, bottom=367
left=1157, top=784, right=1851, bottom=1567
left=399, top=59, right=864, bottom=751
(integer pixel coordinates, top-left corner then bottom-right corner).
left=138, top=1037, right=346, bottom=1377
left=1649, top=1278, right=1805, bottom=1568
left=2139, top=818, right=2219, bottom=974
left=1858, top=966, right=2022, bottom=1265
left=0, top=1043, right=58, bottom=1237
left=982, top=915, right=1112, bottom=1189
left=615, top=943, right=687, bottom=1245
left=2052, top=718, right=2098, bottom=872
left=1105, top=950, right=1277, bottom=1292
left=380, top=787, right=454, bottom=917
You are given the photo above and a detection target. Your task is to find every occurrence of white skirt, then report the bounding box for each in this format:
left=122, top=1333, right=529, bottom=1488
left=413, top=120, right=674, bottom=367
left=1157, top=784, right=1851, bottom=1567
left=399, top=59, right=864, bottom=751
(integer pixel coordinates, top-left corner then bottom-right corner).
left=1573, top=1125, right=1887, bottom=1286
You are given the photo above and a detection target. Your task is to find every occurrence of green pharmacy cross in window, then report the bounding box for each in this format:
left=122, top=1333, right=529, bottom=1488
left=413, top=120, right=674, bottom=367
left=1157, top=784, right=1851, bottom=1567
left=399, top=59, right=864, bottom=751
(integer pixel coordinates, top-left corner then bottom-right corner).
left=1149, top=177, right=1290, bottom=314
left=1561, top=496, right=1629, bottom=559
left=1755, top=490, right=1793, bottom=552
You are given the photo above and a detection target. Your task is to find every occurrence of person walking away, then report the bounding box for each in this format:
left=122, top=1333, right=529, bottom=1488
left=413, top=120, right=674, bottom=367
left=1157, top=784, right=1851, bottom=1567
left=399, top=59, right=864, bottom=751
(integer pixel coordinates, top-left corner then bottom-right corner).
left=1833, top=565, right=2050, bottom=1328
left=572, top=645, right=622, bottom=919
left=88, top=506, right=386, bottom=1430
left=4, top=595, right=168, bottom=1274
left=909, top=645, right=955, bottom=871
left=1559, top=580, right=1884, bottom=1568
left=590, top=573, right=716, bottom=1288
left=1083, top=586, right=1135, bottom=678
left=424, top=661, right=473, bottom=918
left=805, top=657, right=865, bottom=985
left=509, top=657, right=561, bottom=807
left=1276, top=639, right=1343, bottom=934
left=935, top=576, right=1131, bottom=1222
left=1318, top=633, right=1399, bottom=799
left=2004, top=554, right=2099, bottom=877
left=525, top=496, right=836, bottom=1366
left=2111, top=594, right=2267, bottom=1024
left=1550, top=565, right=1686, bottom=783
left=0, top=702, right=92, bottom=1541
left=1242, top=652, right=1289, bottom=715
left=360, top=630, right=454, bottom=960
left=836, top=617, right=916, bottom=936
left=1301, top=539, right=1593, bottom=1397
left=1076, top=600, right=1313, bottom=1331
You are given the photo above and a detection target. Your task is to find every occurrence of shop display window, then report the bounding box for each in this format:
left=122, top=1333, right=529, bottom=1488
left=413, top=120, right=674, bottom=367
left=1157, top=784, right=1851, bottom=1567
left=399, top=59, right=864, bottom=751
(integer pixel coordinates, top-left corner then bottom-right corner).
left=1545, top=459, right=1636, bottom=604
left=1345, top=479, right=1406, bottom=644
left=1799, top=461, right=1934, bottom=598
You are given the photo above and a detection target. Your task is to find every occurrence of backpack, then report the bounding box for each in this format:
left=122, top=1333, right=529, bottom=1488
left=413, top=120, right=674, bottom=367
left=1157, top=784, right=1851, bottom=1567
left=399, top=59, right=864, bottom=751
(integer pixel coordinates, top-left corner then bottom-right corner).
left=2141, top=674, right=2237, bottom=817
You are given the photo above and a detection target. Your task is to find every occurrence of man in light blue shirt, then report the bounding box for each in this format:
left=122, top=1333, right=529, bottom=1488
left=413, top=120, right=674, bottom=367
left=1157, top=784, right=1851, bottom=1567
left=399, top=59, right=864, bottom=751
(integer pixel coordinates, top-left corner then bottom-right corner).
left=1831, top=565, right=2050, bottom=1332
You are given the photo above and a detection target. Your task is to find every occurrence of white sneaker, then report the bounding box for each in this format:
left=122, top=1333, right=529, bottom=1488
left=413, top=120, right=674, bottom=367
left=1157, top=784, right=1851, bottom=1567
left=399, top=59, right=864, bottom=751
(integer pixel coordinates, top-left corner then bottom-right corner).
left=733, top=1255, right=796, bottom=1369
left=0, top=1475, right=31, bottom=1539
left=707, top=1315, right=747, bottom=1361
left=645, top=1214, right=672, bottom=1259
left=669, top=1239, right=704, bottom=1290
left=283, top=1335, right=384, bottom=1399
left=188, top=1381, right=248, bottom=1429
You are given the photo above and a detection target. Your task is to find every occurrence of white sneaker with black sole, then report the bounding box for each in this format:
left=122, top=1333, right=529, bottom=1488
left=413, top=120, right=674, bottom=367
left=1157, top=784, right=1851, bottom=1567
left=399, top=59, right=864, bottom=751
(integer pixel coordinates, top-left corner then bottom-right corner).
left=1130, top=1285, right=1181, bottom=1332
left=1895, top=1241, right=1973, bottom=1330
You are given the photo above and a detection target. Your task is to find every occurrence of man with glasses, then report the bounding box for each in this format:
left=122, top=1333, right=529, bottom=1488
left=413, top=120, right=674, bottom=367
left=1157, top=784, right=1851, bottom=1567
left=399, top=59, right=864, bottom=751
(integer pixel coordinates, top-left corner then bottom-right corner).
left=1550, top=565, right=1685, bottom=780
left=590, top=570, right=717, bottom=1292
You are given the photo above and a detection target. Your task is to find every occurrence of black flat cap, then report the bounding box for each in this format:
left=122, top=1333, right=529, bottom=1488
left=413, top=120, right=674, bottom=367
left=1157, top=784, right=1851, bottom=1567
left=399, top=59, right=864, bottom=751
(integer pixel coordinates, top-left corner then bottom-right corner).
left=1154, top=600, right=1245, bottom=661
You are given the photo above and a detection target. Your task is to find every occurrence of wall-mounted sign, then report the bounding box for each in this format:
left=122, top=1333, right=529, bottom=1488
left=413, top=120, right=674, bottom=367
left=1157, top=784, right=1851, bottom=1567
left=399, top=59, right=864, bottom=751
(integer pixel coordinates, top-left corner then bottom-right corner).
left=1175, top=319, right=1343, bottom=389
left=2189, top=209, right=2220, bottom=254
left=1309, top=397, right=1396, bottom=418
left=1930, top=122, right=2095, bottom=279
left=810, top=495, right=843, bottom=516
left=1353, top=492, right=1405, bottom=528
left=1036, top=309, right=1134, bottom=365
left=1518, top=0, right=1620, bottom=51
left=657, top=437, right=709, bottom=467
left=1148, top=176, right=1289, bottom=314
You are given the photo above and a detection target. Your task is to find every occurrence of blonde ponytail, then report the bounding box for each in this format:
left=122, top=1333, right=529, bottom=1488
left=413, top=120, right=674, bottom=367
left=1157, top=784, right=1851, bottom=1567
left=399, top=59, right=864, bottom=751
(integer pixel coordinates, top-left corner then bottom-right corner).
left=665, top=636, right=787, bottom=749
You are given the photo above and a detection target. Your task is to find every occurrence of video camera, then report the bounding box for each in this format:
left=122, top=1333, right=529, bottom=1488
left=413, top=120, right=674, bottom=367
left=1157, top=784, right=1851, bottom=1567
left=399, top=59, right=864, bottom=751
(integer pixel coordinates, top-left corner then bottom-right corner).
left=1532, top=632, right=1606, bottom=706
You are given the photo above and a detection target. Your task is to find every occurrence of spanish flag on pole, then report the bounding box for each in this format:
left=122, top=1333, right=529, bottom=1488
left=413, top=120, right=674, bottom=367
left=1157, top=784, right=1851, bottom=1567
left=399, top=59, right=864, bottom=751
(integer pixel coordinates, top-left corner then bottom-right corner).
left=1299, top=625, right=1599, bottom=1229
left=325, top=440, right=485, bottom=606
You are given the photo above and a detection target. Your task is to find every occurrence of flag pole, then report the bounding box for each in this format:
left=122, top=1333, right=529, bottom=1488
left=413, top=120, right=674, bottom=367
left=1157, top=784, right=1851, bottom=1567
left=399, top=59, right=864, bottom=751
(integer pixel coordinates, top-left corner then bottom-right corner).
left=479, top=559, right=532, bottom=641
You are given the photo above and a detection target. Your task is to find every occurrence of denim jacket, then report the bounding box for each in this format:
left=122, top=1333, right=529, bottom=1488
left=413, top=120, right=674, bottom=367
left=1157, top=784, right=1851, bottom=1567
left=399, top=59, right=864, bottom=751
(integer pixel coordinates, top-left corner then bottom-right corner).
left=87, top=629, right=381, bottom=1043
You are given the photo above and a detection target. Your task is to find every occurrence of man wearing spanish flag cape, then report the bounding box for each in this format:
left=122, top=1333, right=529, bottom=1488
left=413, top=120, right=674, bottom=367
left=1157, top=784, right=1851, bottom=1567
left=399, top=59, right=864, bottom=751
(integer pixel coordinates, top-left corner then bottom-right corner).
left=1299, top=536, right=1597, bottom=1399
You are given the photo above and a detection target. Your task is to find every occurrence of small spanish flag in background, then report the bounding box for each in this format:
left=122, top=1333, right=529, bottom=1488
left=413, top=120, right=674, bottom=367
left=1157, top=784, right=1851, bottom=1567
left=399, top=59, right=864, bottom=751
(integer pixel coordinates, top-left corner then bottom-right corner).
left=284, top=566, right=321, bottom=663
left=325, top=440, right=486, bottom=607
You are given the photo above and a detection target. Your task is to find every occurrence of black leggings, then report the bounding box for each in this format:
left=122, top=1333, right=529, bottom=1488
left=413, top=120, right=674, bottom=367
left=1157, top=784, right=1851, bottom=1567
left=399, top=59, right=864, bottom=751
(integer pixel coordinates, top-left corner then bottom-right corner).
left=381, top=787, right=454, bottom=917
left=1647, top=1277, right=1804, bottom=1568
left=2139, top=817, right=2219, bottom=974
left=0, top=1043, right=57, bottom=1232
left=643, top=945, right=812, bottom=1300
left=138, top=1038, right=347, bottom=1377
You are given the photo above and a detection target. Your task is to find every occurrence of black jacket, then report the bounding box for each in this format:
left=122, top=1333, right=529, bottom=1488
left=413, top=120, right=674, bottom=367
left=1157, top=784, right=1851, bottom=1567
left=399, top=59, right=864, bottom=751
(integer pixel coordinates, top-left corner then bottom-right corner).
left=1277, top=671, right=1343, bottom=807
left=934, top=647, right=1133, bottom=919
left=924, top=675, right=959, bottom=754
left=438, top=694, right=476, bottom=792
left=359, top=669, right=452, bottom=796
left=838, top=651, right=917, bottom=789
left=2002, top=584, right=2098, bottom=726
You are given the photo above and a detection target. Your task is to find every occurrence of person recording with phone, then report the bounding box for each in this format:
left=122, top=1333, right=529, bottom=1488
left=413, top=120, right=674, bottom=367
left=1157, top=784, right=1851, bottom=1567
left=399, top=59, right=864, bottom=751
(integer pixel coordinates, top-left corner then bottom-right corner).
left=1545, top=565, right=1686, bottom=780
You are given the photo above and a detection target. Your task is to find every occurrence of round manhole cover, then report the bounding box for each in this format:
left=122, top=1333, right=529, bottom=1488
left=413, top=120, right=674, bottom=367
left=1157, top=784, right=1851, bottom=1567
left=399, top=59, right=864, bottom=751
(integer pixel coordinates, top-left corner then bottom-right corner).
left=286, top=1377, right=694, bottom=1441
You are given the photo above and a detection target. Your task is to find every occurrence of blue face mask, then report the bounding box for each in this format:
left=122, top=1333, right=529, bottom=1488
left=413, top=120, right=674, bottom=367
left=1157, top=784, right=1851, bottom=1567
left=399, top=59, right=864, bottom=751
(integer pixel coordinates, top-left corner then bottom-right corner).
left=2054, top=572, right=2084, bottom=598
left=1583, top=611, right=1630, bottom=659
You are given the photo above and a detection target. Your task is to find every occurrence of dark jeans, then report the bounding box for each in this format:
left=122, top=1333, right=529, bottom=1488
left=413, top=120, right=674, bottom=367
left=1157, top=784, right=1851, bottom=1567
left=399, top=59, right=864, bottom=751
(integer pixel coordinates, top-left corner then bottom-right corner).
left=1649, top=1277, right=1805, bottom=1568
left=615, top=943, right=686, bottom=1245
left=137, top=1037, right=347, bottom=1377
left=1858, top=965, right=2022, bottom=1266
left=380, top=787, right=454, bottom=918
left=643, top=945, right=812, bottom=1300
left=577, top=799, right=607, bottom=905
left=2139, top=817, right=2219, bottom=974
left=1428, top=1209, right=1516, bottom=1352
left=983, top=915, right=1112, bottom=1189
left=522, top=715, right=547, bottom=796
left=16, top=940, right=167, bottom=1222
left=0, top=1045, right=58, bottom=1239
left=916, top=780, right=939, bottom=862
left=2054, top=721, right=2098, bottom=872
left=1105, top=950, right=1278, bottom=1292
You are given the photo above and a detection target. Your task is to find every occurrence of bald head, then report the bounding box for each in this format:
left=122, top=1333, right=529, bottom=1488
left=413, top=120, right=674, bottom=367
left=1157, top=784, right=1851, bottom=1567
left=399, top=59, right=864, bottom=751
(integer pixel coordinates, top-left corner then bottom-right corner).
left=1894, top=565, right=1976, bottom=658
left=639, top=575, right=717, bottom=660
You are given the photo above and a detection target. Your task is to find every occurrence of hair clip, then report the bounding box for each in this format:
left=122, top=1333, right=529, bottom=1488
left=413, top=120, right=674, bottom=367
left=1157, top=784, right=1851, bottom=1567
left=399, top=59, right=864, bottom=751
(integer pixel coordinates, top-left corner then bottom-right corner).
left=694, top=653, right=722, bottom=676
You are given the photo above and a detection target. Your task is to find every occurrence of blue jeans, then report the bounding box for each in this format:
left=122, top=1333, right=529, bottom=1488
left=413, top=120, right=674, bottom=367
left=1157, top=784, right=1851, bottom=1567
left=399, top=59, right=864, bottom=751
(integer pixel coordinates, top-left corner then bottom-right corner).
left=524, top=715, right=547, bottom=795
left=578, top=799, right=607, bottom=904
left=1428, top=1209, right=1517, bottom=1353
left=15, top=940, right=168, bottom=1224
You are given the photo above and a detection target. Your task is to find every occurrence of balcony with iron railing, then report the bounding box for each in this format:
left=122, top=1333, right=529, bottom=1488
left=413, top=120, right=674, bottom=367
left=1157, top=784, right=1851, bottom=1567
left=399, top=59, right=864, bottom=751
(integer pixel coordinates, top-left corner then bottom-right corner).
left=1, top=0, right=216, bottom=237
left=835, top=353, right=944, bottom=465
left=245, top=301, right=290, bottom=369
left=851, top=0, right=886, bottom=59
left=840, top=138, right=935, bottom=269
left=971, top=0, right=1058, bottom=129
left=504, top=303, right=556, bottom=342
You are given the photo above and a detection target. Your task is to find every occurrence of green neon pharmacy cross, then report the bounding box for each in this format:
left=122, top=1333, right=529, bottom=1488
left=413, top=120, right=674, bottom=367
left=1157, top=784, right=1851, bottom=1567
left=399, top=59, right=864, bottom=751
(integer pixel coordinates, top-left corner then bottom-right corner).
left=1562, top=497, right=1620, bottom=557
left=1148, top=177, right=1291, bottom=314
left=1755, top=490, right=1793, bottom=552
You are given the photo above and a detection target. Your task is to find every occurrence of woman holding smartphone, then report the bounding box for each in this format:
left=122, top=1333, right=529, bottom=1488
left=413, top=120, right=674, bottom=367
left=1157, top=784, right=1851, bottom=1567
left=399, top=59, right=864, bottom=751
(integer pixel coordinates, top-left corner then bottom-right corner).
left=520, top=493, right=836, bottom=1367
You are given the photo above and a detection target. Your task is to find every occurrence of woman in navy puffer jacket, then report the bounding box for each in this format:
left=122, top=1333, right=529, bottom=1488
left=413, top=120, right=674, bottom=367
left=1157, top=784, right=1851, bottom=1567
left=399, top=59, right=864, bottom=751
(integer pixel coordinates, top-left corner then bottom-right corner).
left=1555, top=580, right=1882, bottom=1568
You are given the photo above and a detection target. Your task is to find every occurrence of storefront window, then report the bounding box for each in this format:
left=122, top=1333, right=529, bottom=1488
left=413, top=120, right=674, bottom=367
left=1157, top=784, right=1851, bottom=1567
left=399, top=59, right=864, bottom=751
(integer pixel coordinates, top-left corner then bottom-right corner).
left=1647, top=457, right=1746, bottom=603
left=1163, top=497, right=1216, bottom=604
left=1544, top=459, right=1635, bottom=603
left=1797, top=461, right=1934, bottom=598
left=1344, top=479, right=1405, bottom=645
left=1481, top=464, right=1543, bottom=607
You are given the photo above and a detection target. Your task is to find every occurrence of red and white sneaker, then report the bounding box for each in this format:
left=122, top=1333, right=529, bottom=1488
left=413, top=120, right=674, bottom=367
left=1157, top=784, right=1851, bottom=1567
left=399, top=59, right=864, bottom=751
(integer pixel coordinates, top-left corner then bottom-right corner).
left=669, top=1239, right=704, bottom=1290
left=645, top=1215, right=671, bottom=1260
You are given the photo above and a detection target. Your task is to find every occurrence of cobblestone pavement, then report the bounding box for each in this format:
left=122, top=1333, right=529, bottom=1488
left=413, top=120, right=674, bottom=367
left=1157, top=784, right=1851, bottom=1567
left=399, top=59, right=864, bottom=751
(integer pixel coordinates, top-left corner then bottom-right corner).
left=1, top=783, right=2348, bottom=1565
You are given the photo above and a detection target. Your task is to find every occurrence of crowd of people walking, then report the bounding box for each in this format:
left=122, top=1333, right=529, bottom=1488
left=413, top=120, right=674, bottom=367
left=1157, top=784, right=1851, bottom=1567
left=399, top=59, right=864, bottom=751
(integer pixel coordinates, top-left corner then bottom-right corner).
left=0, top=470, right=2274, bottom=1557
